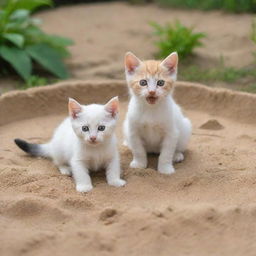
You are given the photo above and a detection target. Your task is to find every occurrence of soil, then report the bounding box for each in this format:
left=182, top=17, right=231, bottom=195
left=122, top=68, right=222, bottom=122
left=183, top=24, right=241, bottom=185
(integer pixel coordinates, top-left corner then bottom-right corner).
left=1, top=80, right=256, bottom=255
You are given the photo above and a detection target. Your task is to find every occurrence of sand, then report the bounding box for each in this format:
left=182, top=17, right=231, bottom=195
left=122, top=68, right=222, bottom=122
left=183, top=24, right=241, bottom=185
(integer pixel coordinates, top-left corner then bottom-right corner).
left=0, top=2, right=255, bottom=92
left=1, top=80, right=256, bottom=255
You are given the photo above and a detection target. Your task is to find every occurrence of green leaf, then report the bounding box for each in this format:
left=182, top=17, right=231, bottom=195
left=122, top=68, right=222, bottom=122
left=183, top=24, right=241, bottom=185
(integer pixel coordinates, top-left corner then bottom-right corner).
left=0, top=0, right=7, bottom=8
left=10, top=9, right=29, bottom=21
left=26, top=43, right=69, bottom=79
left=3, top=33, right=25, bottom=47
left=38, top=34, right=73, bottom=57
left=5, top=0, right=52, bottom=14
left=42, top=34, right=74, bottom=47
left=0, top=45, right=31, bottom=80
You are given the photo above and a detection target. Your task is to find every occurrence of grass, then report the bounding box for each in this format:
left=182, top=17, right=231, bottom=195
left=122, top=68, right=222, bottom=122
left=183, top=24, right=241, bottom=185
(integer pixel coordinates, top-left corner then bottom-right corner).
left=180, top=65, right=256, bottom=83
left=240, top=84, right=256, bottom=93
left=179, top=63, right=256, bottom=92
left=132, top=0, right=256, bottom=13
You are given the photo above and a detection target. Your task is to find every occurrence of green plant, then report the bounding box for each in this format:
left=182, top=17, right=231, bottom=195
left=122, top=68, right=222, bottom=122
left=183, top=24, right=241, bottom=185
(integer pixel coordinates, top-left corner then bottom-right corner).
left=151, top=21, right=206, bottom=59
left=0, top=0, right=74, bottom=81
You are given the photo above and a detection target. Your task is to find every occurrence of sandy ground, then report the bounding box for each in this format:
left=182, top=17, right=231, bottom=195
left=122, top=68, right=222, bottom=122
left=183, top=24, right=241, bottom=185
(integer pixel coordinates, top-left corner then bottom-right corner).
left=1, top=81, right=256, bottom=255
left=0, top=2, right=255, bottom=92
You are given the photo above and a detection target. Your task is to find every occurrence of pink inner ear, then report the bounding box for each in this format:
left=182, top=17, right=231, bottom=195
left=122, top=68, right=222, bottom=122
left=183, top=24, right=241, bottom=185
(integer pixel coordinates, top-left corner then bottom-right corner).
left=125, top=54, right=140, bottom=74
left=106, top=100, right=119, bottom=118
left=164, top=61, right=175, bottom=73
left=69, top=100, right=82, bottom=119
left=162, top=53, right=178, bottom=73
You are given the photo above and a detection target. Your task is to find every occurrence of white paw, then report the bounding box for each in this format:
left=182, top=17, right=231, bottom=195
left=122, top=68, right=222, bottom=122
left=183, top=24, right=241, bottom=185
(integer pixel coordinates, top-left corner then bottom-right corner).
left=76, top=184, right=93, bottom=193
left=158, top=164, right=175, bottom=175
left=173, top=152, right=184, bottom=163
left=130, top=159, right=147, bottom=169
left=108, top=179, right=126, bottom=187
left=59, top=166, right=72, bottom=176
left=123, top=140, right=128, bottom=146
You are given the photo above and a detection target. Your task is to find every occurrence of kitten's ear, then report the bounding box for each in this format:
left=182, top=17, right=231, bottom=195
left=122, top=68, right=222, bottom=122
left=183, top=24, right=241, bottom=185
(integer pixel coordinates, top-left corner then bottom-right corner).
left=160, top=52, right=178, bottom=75
left=105, top=96, right=119, bottom=118
left=125, top=52, right=142, bottom=74
left=68, top=98, right=82, bottom=119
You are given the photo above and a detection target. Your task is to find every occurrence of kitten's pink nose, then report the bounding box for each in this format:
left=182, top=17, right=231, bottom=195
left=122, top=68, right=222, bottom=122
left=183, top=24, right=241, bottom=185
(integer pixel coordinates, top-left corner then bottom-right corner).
left=90, top=136, right=97, bottom=142
left=149, top=90, right=156, bottom=96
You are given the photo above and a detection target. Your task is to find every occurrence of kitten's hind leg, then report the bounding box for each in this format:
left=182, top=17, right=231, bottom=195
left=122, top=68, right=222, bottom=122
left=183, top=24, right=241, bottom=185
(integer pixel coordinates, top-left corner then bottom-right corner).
left=173, top=152, right=184, bottom=163
left=174, top=118, right=191, bottom=163
left=177, top=117, right=192, bottom=153
left=59, top=165, right=72, bottom=176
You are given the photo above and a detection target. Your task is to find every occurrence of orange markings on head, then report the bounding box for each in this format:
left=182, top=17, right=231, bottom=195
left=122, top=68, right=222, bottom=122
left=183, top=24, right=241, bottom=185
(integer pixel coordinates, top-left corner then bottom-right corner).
left=127, top=60, right=175, bottom=94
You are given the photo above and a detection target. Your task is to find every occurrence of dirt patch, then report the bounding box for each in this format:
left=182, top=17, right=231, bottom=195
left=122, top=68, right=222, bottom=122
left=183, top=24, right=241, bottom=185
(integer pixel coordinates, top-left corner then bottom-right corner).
left=199, top=119, right=224, bottom=130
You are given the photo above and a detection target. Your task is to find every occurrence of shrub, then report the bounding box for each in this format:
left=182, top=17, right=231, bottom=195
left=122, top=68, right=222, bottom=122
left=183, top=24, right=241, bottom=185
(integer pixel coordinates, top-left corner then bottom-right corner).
left=0, top=0, right=74, bottom=81
left=151, top=21, right=206, bottom=59
left=21, top=75, right=58, bottom=89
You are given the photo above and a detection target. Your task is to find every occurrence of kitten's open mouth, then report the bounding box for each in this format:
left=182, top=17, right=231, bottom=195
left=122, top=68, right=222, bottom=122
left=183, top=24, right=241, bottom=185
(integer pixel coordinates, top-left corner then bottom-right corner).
left=146, top=96, right=158, bottom=104
left=88, top=141, right=98, bottom=145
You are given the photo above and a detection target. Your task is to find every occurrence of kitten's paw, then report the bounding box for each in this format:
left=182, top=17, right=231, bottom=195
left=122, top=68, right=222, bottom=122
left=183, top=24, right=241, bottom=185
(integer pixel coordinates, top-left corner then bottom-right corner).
left=108, top=179, right=126, bottom=187
left=123, top=140, right=128, bottom=147
left=173, top=152, right=184, bottom=163
left=130, top=159, right=147, bottom=169
left=76, top=184, right=93, bottom=193
left=59, top=166, right=72, bottom=176
left=158, top=164, right=175, bottom=175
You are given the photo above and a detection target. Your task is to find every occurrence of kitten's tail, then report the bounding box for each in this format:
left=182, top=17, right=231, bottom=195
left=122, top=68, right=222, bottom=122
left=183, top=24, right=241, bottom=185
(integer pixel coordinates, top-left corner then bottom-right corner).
left=14, top=139, right=51, bottom=158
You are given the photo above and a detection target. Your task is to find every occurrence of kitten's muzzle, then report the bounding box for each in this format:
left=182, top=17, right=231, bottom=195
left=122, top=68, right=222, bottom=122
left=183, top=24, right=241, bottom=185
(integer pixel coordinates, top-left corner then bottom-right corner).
left=89, top=136, right=97, bottom=144
left=149, top=90, right=156, bottom=96
left=146, top=93, right=158, bottom=104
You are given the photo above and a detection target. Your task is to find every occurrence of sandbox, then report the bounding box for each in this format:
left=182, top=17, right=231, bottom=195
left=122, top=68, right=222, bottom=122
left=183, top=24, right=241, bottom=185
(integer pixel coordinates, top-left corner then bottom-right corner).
left=1, top=81, right=256, bottom=256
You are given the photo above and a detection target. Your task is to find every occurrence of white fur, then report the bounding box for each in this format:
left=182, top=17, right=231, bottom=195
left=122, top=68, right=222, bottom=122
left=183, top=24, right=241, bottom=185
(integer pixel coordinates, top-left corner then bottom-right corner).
left=40, top=98, right=126, bottom=192
left=123, top=52, right=192, bottom=174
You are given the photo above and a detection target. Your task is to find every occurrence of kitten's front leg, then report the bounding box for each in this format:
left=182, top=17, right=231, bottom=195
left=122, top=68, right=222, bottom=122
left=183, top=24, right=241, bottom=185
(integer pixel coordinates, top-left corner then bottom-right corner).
left=127, top=124, right=147, bottom=169
left=158, top=130, right=179, bottom=175
left=106, top=153, right=126, bottom=187
left=129, top=134, right=147, bottom=169
left=71, top=158, right=93, bottom=192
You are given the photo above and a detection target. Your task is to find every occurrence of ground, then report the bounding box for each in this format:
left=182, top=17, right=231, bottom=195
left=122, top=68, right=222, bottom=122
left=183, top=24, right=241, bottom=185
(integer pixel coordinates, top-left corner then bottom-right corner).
left=1, top=81, right=256, bottom=255
left=0, top=2, right=255, bottom=93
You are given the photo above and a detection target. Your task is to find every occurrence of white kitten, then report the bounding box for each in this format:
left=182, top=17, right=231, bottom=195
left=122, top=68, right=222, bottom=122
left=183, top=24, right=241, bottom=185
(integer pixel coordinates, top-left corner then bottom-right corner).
left=15, top=97, right=126, bottom=192
left=123, top=52, right=191, bottom=174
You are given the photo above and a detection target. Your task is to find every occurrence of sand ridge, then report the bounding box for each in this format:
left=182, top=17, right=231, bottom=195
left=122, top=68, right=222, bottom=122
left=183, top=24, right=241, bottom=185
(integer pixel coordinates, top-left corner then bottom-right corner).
left=1, top=81, right=256, bottom=255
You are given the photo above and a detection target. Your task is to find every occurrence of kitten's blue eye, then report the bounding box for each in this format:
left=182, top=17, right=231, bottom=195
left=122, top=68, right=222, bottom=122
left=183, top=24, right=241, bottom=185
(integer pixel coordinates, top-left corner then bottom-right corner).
left=157, top=80, right=165, bottom=86
left=82, top=126, right=89, bottom=132
left=98, top=125, right=105, bottom=131
left=139, top=79, right=147, bottom=86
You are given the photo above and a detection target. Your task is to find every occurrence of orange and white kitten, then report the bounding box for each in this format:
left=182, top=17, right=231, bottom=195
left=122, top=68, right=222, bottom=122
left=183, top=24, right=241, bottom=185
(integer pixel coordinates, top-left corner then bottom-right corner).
left=123, top=52, right=191, bottom=174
